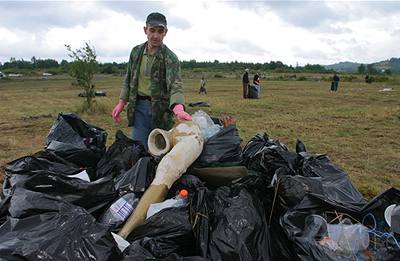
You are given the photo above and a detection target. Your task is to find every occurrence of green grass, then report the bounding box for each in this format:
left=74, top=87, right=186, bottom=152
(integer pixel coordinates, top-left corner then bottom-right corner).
left=1, top=74, right=399, bottom=198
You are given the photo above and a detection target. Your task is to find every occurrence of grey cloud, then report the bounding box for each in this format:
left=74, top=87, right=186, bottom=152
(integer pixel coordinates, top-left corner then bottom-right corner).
left=228, top=1, right=339, bottom=29
left=0, top=2, right=103, bottom=31
left=352, top=2, right=400, bottom=16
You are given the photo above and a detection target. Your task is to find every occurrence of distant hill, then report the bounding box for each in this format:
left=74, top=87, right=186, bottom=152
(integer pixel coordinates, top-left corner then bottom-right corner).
left=324, top=61, right=360, bottom=73
left=325, top=58, right=400, bottom=73
left=372, top=58, right=400, bottom=73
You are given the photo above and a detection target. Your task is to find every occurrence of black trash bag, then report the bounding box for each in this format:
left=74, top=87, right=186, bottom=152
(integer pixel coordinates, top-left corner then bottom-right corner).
left=45, top=112, right=107, bottom=168
left=168, top=175, right=205, bottom=199
left=207, top=185, right=272, bottom=261
left=0, top=196, right=10, bottom=226
left=237, top=174, right=296, bottom=261
left=298, top=153, right=366, bottom=209
left=0, top=201, right=121, bottom=260
left=195, top=125, right=242, bottom=167
left=4, top=170, right=117, bottom=219
left=278, top=175, right=324, bottom=208
left=296, top=139, right=307, bottom=153
left=242, top=133, right=297, bottom=180
left=3, top=151, right=83, bottom=197
left=8, top=187, right=71, bottom=218
left=190, top=187, right=210, bottom=257
left=123, top=241, right=210, bottom=261
left=122, top=240, right=155, bottom=260
left=248, top=84, right=259, bottom=99
left=188, top=102, right=210, bottom=107
left=114, top=157, right=156, bottom=197
left=126, top=206, right=196, bottom=258
left=96, top=130, right=147, bottom=179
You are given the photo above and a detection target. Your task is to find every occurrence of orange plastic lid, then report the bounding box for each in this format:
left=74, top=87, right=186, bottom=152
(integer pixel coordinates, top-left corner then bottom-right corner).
left=179, top=189, right=189, bottom=198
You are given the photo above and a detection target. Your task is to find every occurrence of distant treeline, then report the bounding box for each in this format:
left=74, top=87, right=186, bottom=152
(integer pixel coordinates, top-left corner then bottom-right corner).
left=0, top=56, right=393, bottom=75
left=180, top=59, right=332, bottom=73
left=0, top=57, right=126, bottom=75
left=0, top=56, right=335, bottom=75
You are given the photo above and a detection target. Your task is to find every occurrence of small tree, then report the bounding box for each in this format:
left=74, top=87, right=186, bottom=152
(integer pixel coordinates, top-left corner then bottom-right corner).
left=65, top=42, right=98, bottom=111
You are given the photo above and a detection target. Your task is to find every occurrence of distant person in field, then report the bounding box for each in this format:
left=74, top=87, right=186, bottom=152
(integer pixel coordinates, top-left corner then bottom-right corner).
left=253, top=72, right=260, bottom=86
left=242, top=68, right=249, bottom=98
left=199, top=76, right=207, bottom=94
left=111, top=12, right=191, bottom=150
left=330, top=73, right=340, bottom=92
left=365, top=74, right=372, bottom=83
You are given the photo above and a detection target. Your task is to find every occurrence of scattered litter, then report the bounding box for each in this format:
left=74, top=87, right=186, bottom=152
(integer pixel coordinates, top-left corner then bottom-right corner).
left=78, top=90, right=107, bottom=97
left=189, top=102, right=210, bottom=107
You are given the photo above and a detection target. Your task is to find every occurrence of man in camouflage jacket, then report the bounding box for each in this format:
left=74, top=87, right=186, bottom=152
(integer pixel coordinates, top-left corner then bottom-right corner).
left=112, top=12, right=192, bottom=149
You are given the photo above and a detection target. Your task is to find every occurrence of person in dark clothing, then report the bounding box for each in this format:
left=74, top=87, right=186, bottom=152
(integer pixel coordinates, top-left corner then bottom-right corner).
left=199, top=76, right=207, bottom=94
left=331, top=73, right=340, bottom=92
left=242, top=68, right=249, bottom=98
left=253, top=73, right=260, bottom=86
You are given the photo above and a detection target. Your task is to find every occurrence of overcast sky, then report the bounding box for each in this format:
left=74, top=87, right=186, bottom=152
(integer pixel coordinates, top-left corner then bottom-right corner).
left=1, top=0, right=399, bottom=66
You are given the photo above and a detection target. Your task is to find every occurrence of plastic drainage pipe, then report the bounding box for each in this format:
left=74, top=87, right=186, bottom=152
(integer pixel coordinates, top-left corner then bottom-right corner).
left=118, top=121, right=203, bottom=239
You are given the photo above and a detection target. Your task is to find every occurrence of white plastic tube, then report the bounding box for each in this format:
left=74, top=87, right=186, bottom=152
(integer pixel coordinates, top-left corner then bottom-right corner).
left=118, top=121, right=203, bottom=238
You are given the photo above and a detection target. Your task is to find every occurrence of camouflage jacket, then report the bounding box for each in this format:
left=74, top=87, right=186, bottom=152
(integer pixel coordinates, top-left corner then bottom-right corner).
left=119, top=42, right=185, bottom=130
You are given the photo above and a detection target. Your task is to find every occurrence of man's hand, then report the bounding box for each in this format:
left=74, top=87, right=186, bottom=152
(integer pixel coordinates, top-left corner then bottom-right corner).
left=112, top=100, right=127, bottom=123
left=172, top=104, right=192, bottom=121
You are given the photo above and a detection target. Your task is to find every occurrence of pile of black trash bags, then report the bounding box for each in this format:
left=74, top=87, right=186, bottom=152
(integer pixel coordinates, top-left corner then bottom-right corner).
left=0, top=112, right=399, bottom=261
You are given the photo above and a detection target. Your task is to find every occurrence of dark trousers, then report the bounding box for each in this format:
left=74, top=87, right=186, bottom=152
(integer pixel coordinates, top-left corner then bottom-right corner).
left=331, top=81, right=339, bottom=92
left=243, top=83, right=248, bottom=98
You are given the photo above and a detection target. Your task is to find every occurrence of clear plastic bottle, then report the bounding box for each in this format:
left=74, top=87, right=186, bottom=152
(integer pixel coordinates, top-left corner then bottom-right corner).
left=99, top=192, right=138, bottom=229
left=327, top=220, right=369, bottom=254
left=146, top=189, right=189, bottom=219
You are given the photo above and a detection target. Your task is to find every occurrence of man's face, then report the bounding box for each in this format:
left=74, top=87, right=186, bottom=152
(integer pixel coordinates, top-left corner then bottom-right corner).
left=144, top=25, right=167, bottom=48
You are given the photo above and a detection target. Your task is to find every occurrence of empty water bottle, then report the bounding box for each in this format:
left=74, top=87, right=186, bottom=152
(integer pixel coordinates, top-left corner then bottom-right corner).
left=99, top=192, right=138, bottom=229
left=146, top=189, right=189, bottom=219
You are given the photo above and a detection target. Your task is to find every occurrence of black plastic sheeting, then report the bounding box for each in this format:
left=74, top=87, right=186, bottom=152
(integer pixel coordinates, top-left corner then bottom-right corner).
left=1, top=112, right=399, bottom=261
left=45, top=112, right=107, bottom=168
left=114, top=157, right=156, bottom=197
left=242, top=133, right=298, bottom=180
left=126, top=206, right=196, bottom=258
left=96, top=130, right=147, bottom=179
left=190, top=176, right=272, bottom=261
left=0, top=200, right=121, bottom=261
left=3, top=150, right=82, bottom=197
left=195, top=125, right=242, bottom=167
left=4, top=161, right=117, bottom=218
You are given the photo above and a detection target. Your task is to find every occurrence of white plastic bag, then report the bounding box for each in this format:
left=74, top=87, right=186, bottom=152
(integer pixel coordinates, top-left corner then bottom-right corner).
left=192, top=110, right=222, bottom=141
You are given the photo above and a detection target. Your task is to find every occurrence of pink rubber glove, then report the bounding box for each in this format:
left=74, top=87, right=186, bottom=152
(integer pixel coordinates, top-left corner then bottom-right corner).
left=172, top=104, right=192, bottom=121
left=112, top=100, right=127, bottom=123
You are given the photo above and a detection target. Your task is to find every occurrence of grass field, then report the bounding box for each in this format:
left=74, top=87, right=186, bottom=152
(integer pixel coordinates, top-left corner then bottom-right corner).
left=0, top=74, right=399, bottom=198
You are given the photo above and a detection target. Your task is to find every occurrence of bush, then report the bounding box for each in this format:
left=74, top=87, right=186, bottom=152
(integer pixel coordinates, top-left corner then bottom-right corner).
left=342, top=75, right=358, bottom=82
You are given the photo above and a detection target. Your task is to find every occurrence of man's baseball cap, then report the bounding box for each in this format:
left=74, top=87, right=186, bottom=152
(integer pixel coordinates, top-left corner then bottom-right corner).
left=146, top=12, right=167, bottom=28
